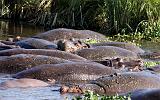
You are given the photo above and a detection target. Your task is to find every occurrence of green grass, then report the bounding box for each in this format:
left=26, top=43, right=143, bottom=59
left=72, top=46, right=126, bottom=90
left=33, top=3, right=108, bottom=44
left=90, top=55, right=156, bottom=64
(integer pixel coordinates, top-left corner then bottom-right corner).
left=144, top=61, right=160, bottom=68
left=72, top=91, right=131, bottom=100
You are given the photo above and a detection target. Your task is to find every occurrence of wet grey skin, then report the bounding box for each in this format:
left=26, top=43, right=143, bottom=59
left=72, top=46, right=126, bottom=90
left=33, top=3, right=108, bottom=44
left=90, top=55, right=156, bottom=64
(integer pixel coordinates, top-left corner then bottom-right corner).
left=78, top=72, right=160, bottom=95
left=0, top=48, right=86, bottom=60
left=0, top=54, right=73, bottom=74
left=0, top=78, right=49, bottom=89
left=147, top=65, right=160, bottom=73
left=33, top=28, right=106, bottom=41
left=0, top=40, right=16, bottom=45
left=129, top=89, right=160, bottom=100
left=12, top=62, right=117, bottom=83
left=57, top=39, right=90, bottom=53
left=16, top=38, right=58, bottom=49
left=75, top=46, right=139, bottom=60
left=91, top=42, right=145, bottom=54
left=139, top=52, right=160, bottom=60
left=0, top=41, right=19, bottom=50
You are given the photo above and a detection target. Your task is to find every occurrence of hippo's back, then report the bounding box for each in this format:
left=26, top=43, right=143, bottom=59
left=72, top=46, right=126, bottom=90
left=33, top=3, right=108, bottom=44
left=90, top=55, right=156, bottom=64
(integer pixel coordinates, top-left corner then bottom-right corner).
left=93, top=72, right=160, bottom=95
left=91, top=42, right=145, bottom=54
left=33, top=28, right=106, bottom=41
left=13, top=62, right=117, bottom=82
left=76, top=46, right=138, bottom=60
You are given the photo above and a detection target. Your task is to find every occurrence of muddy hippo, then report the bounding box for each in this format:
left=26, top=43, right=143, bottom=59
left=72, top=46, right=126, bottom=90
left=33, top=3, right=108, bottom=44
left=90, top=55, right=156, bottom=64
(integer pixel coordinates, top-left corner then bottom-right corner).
left=60, top=72, right=160, bottom=95
left=0, top=78, right=49, bottom=89
left=129, top=89, right=160, bottom=100
left=0, top=54, right=73, bottom=74
left=91, top=42, right=145, bottom=54
left=57, top=39, right=90, bottom=53
left=0, top=48, right=86, bottom=60
left=16, top=38, right=57, bottom=49
left=33, top=28, right=106, bottom=42
left=13, top=62, right=117, bottom=83
left=75, top=46, right=138, bottom=60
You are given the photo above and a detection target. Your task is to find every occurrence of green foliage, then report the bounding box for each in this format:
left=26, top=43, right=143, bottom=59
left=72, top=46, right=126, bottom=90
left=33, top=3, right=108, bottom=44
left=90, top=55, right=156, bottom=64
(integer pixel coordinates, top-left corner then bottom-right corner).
left=1, top=0, right=160, bottom=39
left=72, top=91, right=131, bottom=100
left=144, top=61, right=160, bottom=68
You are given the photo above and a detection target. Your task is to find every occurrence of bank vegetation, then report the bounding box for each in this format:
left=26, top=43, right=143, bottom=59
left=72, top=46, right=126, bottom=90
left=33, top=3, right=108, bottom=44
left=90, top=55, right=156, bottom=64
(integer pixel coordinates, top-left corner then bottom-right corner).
left=0, top=0, right=160, bottom=42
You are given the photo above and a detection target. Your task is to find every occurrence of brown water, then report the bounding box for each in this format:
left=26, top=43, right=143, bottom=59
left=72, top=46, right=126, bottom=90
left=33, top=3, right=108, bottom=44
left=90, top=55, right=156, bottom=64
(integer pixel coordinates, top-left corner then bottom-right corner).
left=0, top=20, right=45, bottom=40
left=0, top=20, right=159, bottom=100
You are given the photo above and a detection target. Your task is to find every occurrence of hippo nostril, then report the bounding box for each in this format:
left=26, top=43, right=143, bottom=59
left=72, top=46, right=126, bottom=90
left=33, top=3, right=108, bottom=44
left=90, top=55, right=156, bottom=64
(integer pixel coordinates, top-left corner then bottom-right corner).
left=114, top=73, right=118, bottom=76
left=86, top=44, right=91, bottom=48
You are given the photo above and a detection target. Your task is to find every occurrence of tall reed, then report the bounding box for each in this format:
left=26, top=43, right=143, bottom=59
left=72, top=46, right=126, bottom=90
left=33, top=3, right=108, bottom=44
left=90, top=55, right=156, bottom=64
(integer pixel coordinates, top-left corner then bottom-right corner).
left=0, top=0, right=160, bottom=36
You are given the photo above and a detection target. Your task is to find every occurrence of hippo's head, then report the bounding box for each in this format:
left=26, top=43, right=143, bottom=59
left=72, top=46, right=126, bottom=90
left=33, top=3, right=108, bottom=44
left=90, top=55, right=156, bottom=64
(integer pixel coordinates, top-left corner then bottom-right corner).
left=57, top=39, right=90, bottom=53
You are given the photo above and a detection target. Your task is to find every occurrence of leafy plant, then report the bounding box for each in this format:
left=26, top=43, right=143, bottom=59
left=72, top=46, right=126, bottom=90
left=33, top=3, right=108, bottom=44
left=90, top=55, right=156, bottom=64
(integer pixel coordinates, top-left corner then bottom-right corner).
left=144, top=61, right=160, bottom=68
left=1, top=0, right=160, bottom=39
left=72, top=91, right=131, bottom=100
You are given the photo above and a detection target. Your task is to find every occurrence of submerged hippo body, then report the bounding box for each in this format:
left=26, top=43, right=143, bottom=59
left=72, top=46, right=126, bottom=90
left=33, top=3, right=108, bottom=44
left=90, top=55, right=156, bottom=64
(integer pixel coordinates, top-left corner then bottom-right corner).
left=16, top=38, right=57, bottom=49
left=33, top=28, right=106, bottom=41
left=91, top=42, right=145, bottom=54
left=0, top=78, right=49, bottom=89
left=75, top=46, right=138, bottom=60
left=0, top=42, right=19, bottom=50
left=0, top=48, right=86, bottom=60
left=77, top=72, right=160, bottom=95
left=147, top=65, right=160, bottom=73
left=13, top=62, right=117, bottom=82
left=130, top=89, right=160, bottom=100
left=62, top=72, right=160, bottom=95
left=0, top=54, right=72, bottom=73
left=140, top=52, right=160, bottom=60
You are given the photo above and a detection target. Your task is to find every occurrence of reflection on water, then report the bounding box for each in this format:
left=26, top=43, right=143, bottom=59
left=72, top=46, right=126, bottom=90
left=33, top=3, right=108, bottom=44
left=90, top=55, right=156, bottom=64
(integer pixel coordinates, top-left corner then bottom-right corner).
left=0, top=86, right=79, bottom=100
left=0, top=74, right=80, bottom=100
left=0, top=20, right=45, bottom=40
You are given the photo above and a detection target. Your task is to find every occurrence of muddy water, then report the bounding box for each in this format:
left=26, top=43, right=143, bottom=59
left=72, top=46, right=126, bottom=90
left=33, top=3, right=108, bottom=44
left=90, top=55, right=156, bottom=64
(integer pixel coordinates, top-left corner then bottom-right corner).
left=0, top=20, right=159, bottom=100
left=0, top=20, right=45, bottom=40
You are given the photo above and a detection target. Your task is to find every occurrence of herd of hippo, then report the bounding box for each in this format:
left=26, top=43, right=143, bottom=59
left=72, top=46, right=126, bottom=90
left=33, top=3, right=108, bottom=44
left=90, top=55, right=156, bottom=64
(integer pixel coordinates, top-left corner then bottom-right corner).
left=0, top=28, right=160, bottom=99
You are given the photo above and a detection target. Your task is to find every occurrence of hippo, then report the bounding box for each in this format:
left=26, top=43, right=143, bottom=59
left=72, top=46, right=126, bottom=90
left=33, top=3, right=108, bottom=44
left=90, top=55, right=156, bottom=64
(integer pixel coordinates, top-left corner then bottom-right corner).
left=0, top=42, right=19, bottom=51
left=0, top=40, right=15, bottom=45
left=147, top=65, right=160, bottom=73
left=91, top=42, right=145, bottom=54
left=128, top=89, right=160, bottom=100
left=13, top=62, right=117, bottom=83
left=140, top=51, right=160, bottom=60
left=0, top=78, right=49, bottom=89
left=60, top=72, right=160, bottom=95
left=15, top=38, right=57, bottom=49
left=0, top=54, right=73, bottom=74
left=57, top=39, right=90, bottom=53
left=0, top=48, right=86, bottom=60
left=33, top=28, right=106, bottom=42
left=94, top=58, right=144, bottom=72
left=75, top=46, right=139, bottom=60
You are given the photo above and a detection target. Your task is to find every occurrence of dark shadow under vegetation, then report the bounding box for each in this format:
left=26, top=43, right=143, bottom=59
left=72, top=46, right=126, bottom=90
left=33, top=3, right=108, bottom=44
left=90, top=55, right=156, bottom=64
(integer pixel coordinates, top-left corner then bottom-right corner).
left=0, top=0, right=160, bottom=41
